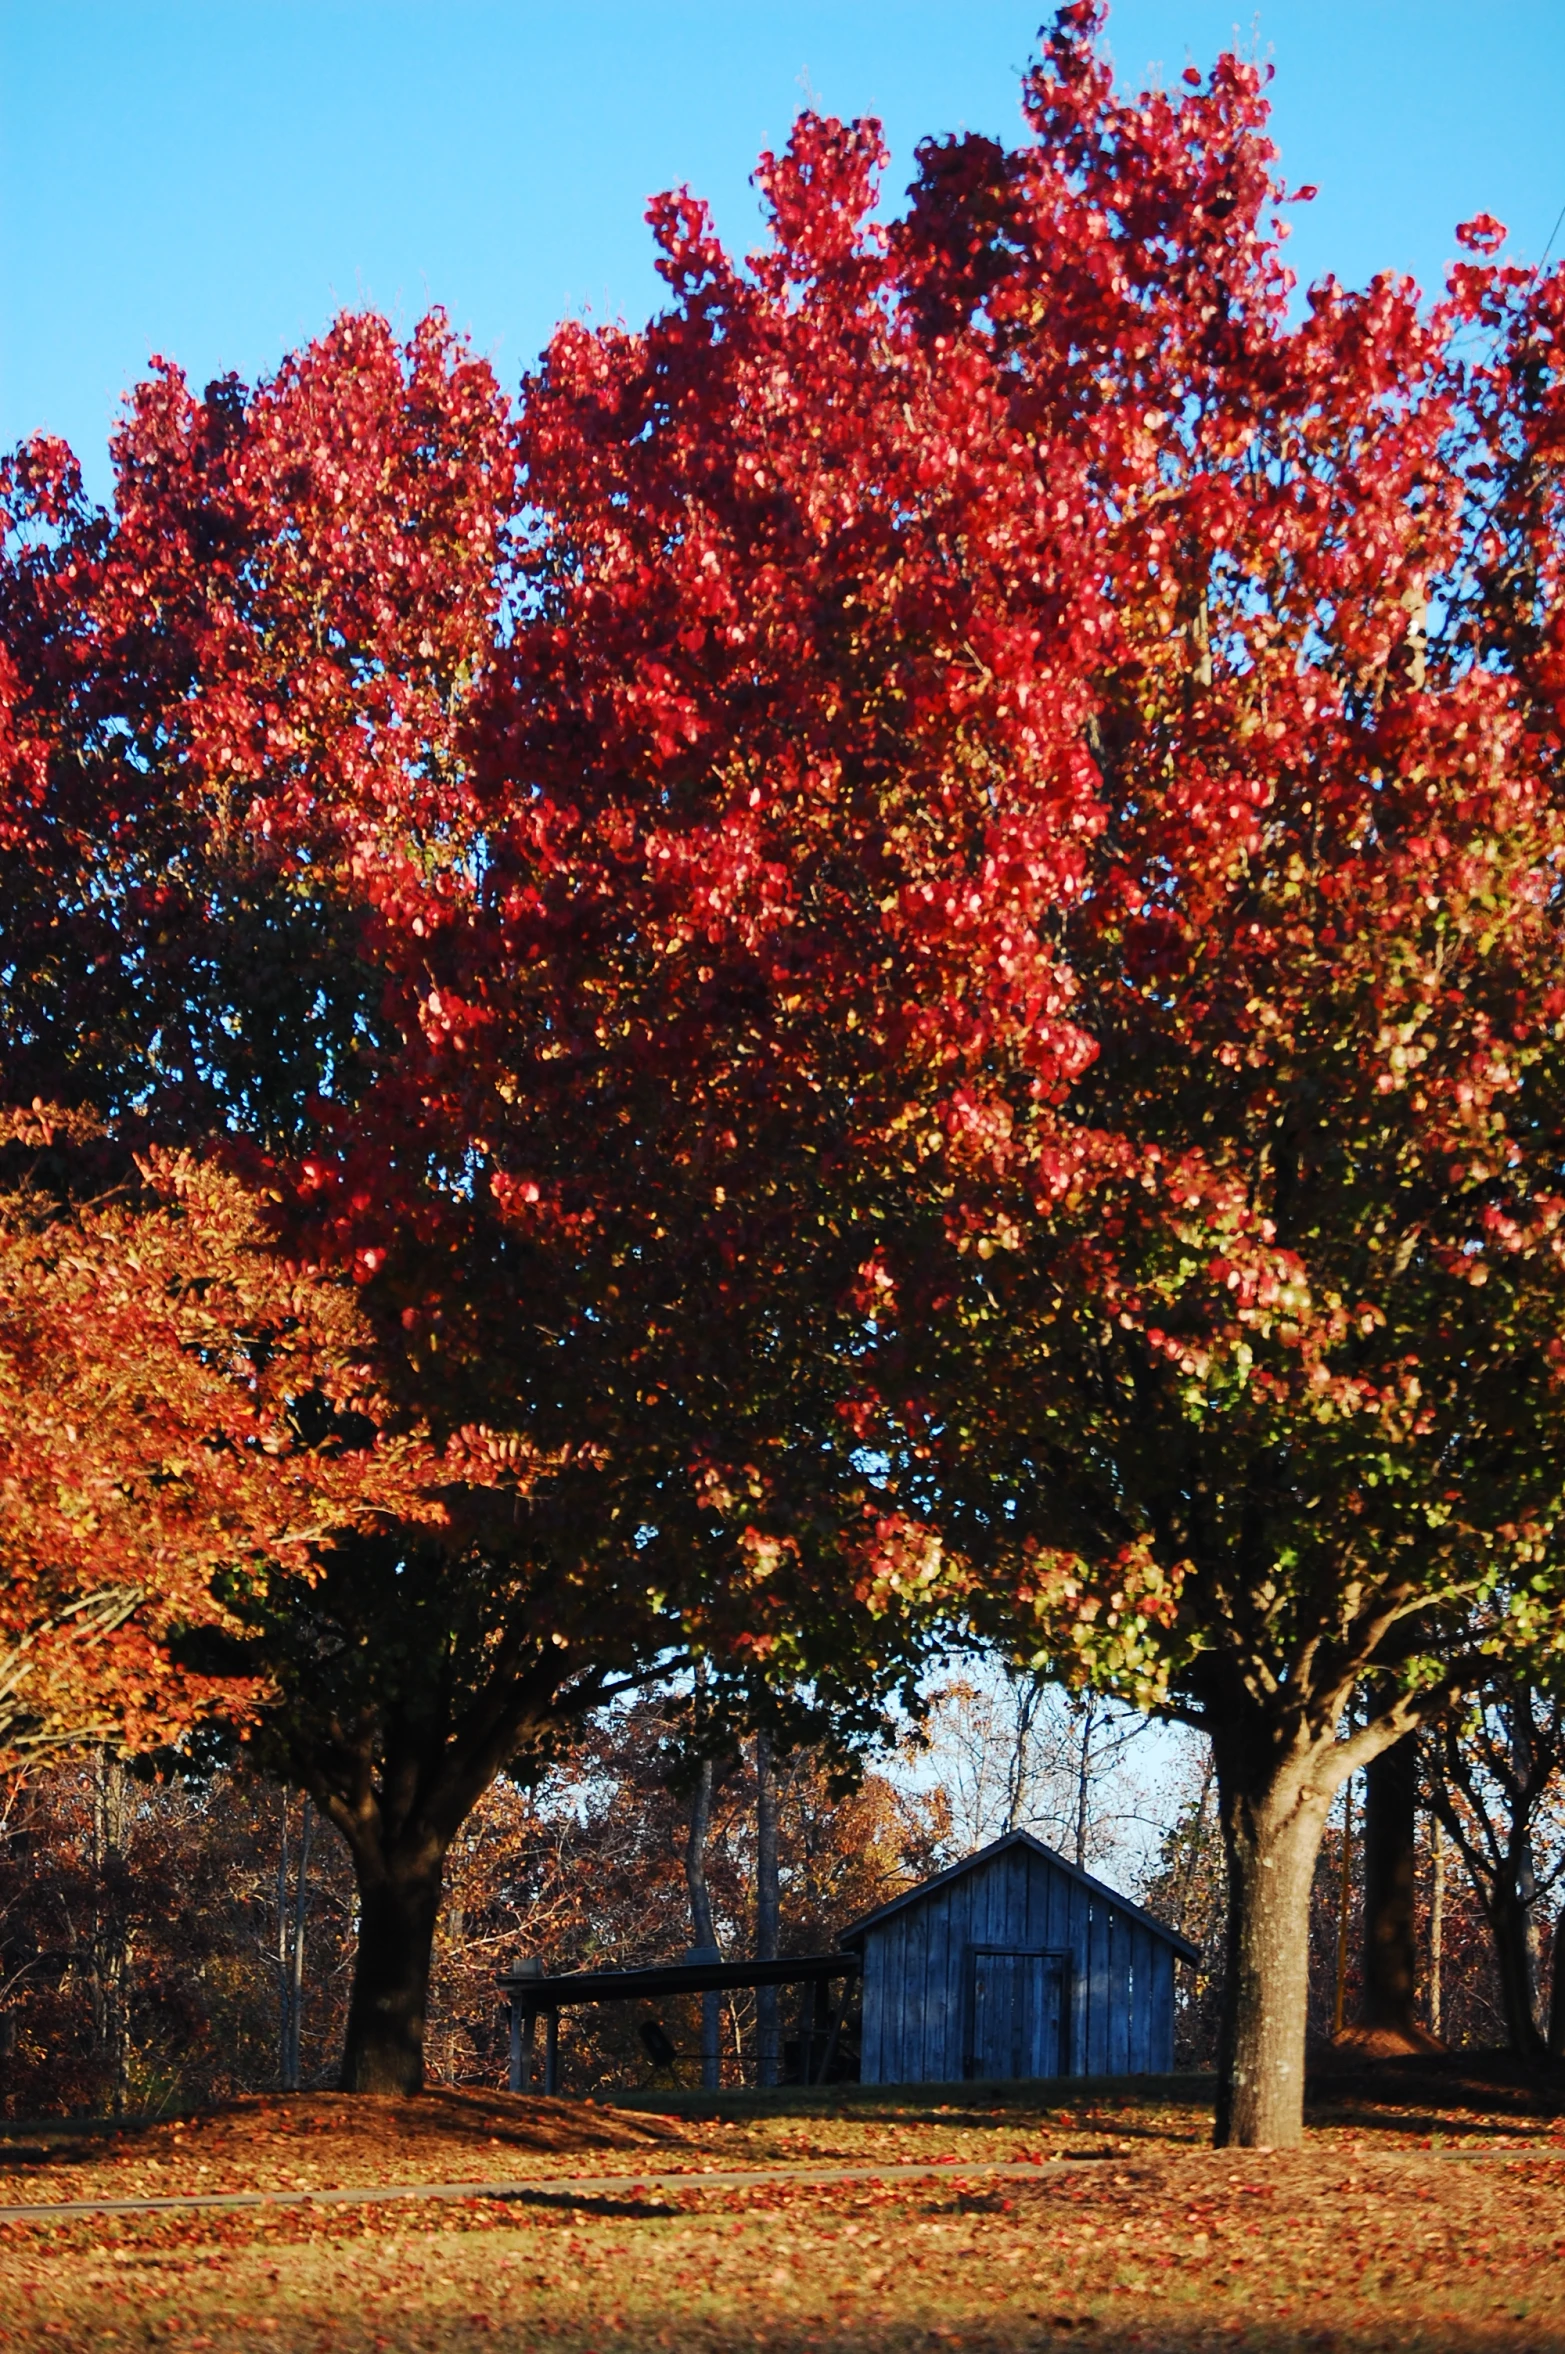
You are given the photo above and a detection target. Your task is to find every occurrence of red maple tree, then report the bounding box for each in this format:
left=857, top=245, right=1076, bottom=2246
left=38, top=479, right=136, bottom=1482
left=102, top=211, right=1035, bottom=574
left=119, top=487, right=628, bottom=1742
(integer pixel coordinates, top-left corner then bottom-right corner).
left=2, top=301, right=940, bottom=2091
left=466, top=6, right=1565, bottom=2145
left=829, top=8, right=1565, bottom=2143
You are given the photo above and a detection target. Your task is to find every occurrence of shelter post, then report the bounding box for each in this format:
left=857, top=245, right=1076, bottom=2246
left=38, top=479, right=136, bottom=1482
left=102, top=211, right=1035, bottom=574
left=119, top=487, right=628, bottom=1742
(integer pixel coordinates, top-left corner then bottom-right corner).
left=806, top=1975, right=832, bottom=2084
left=507, top=1956, right=543, bottom=2094
left=687, top=1943, right=723, bottom=2089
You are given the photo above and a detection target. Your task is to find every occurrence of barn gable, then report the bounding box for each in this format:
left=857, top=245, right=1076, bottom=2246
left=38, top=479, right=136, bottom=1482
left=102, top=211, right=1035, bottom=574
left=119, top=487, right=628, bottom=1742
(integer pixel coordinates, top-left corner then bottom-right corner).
left=840, top=1829, right=1198, bottom=2086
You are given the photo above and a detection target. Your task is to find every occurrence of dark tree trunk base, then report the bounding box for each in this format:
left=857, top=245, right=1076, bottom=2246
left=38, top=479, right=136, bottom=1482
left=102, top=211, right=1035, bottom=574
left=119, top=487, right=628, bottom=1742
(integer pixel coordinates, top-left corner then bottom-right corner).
left=1363, top=1734, right=1419, bottom=2038
left=1489, top=1882, right=1547, bottom=2062
left=338, top=1869, right=444, bottom=2096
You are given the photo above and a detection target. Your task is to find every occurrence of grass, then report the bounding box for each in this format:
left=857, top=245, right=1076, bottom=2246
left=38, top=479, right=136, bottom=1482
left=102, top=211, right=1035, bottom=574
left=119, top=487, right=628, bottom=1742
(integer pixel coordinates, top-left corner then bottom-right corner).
left=0, top=2065, right=1560, bottom=2350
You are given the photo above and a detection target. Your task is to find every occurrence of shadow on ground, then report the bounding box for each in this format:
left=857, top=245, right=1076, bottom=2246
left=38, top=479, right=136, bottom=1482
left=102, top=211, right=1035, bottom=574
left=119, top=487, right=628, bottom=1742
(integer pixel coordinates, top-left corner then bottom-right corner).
left=611, top=2071, right=1214, bottom=2125
left=1305, top=2047, right=1565, bottom=2135
left=4, top=2052, right=1564, bottom=2191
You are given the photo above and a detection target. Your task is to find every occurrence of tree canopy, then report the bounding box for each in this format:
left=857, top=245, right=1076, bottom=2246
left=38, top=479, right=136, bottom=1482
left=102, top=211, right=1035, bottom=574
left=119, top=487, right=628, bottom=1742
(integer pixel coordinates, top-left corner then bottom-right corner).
left=5, top=0, right=1565, bottom=2135
left=822, top=5, right=1565, bottom=2142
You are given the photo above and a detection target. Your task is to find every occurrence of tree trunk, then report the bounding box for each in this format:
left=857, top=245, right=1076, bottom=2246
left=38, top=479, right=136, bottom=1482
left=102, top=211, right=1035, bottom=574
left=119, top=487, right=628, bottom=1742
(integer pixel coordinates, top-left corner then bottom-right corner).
left=283, top=1605, right=597, bottom=2097
left=755, top=1731, right=780, bottom=2087
left=1213, top=1743, right=1332, bottom=2149
left=1425, top=1679, right=1564, bottom=2060
left=286, top=1798, right=312, bottom=2090
left=91, top=1752, right=131, bottom=2117
left=1549, top=1906, right=1565, bottom=2059
left=1362, top=1733, right=1418, bottom=2037
left=1173, top=1752, right=1216, bottom=1940
left=999, top=1673, right=1042, bottom=1836
left=1333, top=1776, right=1352, bottom=2036
left=686, top=1753, right=717, bottom=1950
left=275, top=1797, right=293, bottom=2091
left=685, top=1750, right=721, bottom=2090
left=1508, top=1705, right=1547, bottom=2051
left=1073, top=1701, right=1095, bottom=1870
left=1429, top=1814, right=1444, bottom=2040
left=1487, top=1875, right=1546, bottom=2059
left=338, top=1843, right=448, bottom=2095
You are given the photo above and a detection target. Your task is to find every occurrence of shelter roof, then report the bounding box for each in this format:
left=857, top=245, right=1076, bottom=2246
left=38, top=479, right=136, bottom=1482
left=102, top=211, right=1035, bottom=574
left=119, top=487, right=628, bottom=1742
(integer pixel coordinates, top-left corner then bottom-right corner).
left=838, top=1828, right=1201, bottom=1964
left=496, top=1951, right=858, bottom=2005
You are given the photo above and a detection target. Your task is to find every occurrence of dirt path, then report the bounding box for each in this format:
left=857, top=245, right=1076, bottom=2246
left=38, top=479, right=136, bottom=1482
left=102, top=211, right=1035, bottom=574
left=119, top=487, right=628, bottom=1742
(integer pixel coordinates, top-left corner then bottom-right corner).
left=0, top=2134, right=1561, bottom=2224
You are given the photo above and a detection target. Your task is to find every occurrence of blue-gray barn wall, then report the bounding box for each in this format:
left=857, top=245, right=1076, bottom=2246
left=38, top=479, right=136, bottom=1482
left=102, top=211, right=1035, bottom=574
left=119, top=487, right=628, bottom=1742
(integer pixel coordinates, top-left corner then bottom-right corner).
left=858, top=1846, right=1180, bottom=2084
left=1064, top=1872, right=1090, bottom=2074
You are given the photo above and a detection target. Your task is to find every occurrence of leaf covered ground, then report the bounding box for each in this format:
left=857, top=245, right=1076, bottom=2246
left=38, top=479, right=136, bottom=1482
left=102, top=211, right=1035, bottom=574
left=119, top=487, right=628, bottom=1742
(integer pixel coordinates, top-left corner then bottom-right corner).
left=0, top=2070, right=1562, bottom=2350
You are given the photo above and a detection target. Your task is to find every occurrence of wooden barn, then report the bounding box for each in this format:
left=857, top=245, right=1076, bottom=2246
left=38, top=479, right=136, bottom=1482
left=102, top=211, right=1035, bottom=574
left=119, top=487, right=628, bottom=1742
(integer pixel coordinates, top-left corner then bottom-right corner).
left=841, top=1829, right=1199, bottom=2085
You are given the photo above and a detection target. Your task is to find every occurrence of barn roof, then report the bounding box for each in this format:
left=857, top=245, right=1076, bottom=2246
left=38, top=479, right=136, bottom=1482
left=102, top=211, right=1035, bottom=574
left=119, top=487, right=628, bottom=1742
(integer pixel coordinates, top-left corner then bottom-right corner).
left=838, top=1828, right=1202, bottom=1964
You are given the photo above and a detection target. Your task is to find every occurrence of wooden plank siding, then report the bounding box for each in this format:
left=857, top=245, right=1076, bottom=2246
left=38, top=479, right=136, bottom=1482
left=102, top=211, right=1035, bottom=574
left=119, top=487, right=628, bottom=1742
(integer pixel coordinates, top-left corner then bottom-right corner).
left=1126, top=1923, right=1153, bottom=2075
left=930, top=1862, right=962, bottom=2078
left=849, top=1830, right=1194, bottom=2086
left=1065, top=1873, right=1090, bottom=2077
left=858, top=1903, right=893, bottom=2083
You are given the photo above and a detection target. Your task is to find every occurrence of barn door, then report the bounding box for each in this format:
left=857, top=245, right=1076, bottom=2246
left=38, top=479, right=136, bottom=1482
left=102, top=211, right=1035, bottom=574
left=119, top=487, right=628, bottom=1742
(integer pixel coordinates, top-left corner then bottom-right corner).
left=968, top=1948, right=1067, bottom=2080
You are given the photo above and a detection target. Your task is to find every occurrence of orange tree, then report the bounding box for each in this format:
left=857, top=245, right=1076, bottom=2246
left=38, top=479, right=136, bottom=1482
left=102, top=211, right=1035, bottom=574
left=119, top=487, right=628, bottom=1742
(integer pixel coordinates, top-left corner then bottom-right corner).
left=0, top=1105, right=443, bottom=1764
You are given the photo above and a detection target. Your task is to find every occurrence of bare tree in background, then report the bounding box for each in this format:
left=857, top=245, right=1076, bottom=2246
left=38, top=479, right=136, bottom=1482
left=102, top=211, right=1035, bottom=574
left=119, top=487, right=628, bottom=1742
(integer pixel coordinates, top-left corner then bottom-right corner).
left=913, top=1661, right=1171, bottom=1880
left=1424, top=1683, right=1565, bottom=2058
left=682, top=1668, right=723, bottom=2089
left=90, top=1753, right=131, bottom=2116
left=275, top=1794, right=313, bottom=2091
left=754, top=1729, right=779, bottom=2087
left=1140, top=1746, right=1225, bottom=2066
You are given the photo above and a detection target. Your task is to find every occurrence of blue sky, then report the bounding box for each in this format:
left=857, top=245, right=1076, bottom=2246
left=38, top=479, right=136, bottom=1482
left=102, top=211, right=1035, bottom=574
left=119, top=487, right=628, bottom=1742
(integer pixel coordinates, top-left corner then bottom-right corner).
left=5, top=4, right=1564, bottom=502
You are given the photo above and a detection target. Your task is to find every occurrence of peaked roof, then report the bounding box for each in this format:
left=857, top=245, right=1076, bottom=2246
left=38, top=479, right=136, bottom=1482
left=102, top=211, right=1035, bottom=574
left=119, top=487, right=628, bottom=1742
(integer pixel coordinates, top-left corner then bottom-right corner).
left=839, top=1827, right=1201, bottom=1964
